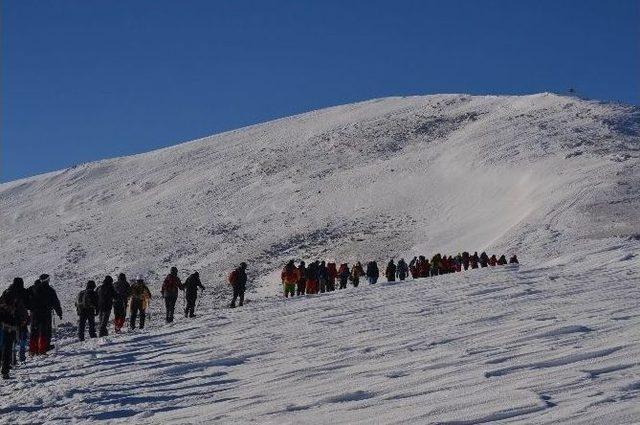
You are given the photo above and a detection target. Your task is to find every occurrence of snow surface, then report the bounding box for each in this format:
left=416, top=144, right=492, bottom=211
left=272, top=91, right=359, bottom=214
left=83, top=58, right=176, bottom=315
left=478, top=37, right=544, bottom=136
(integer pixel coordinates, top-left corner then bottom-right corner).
left=1, top=93, right=639, bottom=423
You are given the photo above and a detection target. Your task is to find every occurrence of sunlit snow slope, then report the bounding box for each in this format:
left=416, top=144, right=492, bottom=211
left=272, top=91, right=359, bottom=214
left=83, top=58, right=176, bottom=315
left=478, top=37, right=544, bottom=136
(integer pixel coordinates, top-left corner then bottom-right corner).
left=0, top=93, right=639, bottom=424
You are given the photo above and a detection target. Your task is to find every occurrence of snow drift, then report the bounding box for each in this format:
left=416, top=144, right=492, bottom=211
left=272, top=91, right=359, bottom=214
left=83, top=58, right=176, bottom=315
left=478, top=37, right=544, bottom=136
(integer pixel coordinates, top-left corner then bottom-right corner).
left=0, top=93, right=639, bottom=423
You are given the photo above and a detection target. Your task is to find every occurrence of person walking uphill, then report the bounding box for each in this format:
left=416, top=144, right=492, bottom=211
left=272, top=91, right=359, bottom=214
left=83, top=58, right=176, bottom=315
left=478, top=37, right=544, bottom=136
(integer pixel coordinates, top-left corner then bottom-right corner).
left=162, top=267, right=183, bottom=323
left=281, top=261, right=299, bottom=298
left=296, top=261, right=307, bottom=296
left=28, top=274, right=62, bottom=355
left=338, top=264, right=350, bottom=289
left=130, top=276, right=151, bottom=329
left=97, top=276, right=116, bottom=337
left=113, top=273, right=131, bottom=333
left=366, top=261, right=379, bottom=284
left=229, top=263, right=248, bottom=308
left=0, top=279, right=28, bottom=379
left=183, top=272, right=205, bottom=317
left=76, top=281, right=98, bottom=341
left=397, top=259, right=409, bottom=281
left=385, top=260, right=396, bottom=282
left=350, top=262, right=364, bottom=287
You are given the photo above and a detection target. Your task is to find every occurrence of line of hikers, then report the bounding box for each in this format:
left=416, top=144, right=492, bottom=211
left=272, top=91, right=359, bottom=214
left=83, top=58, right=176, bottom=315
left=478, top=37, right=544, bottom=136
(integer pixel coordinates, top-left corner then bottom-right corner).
left=281, top=252, right=519, bottom=296
left=0, top=263, right=250, bottom=380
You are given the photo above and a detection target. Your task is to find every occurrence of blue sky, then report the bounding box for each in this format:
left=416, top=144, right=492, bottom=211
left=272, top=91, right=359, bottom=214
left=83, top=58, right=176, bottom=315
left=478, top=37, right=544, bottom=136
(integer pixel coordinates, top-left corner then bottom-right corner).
left=2, top=0, right=638, bottom=182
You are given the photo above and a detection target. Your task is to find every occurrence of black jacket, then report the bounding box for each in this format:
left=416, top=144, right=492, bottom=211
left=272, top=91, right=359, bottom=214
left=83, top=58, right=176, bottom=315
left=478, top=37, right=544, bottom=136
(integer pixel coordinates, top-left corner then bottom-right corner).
left=184, top=273, right=205, bottom=298
left=366, top=262, right=379, bottom=278
left=28, top=281, right=62, bottom=318
left=97, top=282, right=117, bottom=312
left=76, top=289, right=99, bottom=316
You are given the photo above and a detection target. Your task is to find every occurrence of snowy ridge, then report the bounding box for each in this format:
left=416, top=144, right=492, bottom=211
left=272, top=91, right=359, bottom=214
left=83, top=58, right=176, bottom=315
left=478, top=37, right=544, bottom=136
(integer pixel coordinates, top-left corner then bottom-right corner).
left=1, top=93, right=639, bottom=423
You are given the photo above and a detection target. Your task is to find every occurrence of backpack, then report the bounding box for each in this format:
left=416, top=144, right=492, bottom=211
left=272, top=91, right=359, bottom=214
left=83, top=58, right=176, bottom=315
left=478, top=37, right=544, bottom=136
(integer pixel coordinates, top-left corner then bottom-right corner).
left=76, top=290, right=92, bottom=311
left=229, top=270, right=239, bottom=286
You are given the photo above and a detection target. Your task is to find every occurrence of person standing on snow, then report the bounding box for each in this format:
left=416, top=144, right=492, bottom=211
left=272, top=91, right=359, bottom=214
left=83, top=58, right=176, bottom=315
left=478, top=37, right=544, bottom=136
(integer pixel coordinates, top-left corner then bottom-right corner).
left=317, top=261, right=329, bottom=293
left=489, top=255, right=497, bottom=267
left=305, top=261, right=319, bottom=294
left=296, top=261, right=307, bottom=296
left=337, top=264, right=350, bottom=289
left=130, top=276, right=151, bottom=329
left=366, top=261, right=379, bottom=284
left=509, top=255, right=519, bottom=264
left=326, top=262, right=338, bottom=292
left=479, top=252, right=489, bottom=268
left=396, top=259, right=409, bottom=281
left=470, top=252, right=479, bottom=269
left=97, top=275, right=116, bottom=337
left=183, top=272, right=205, bottom=317
left=281, top=261, right=299, bottom=298
left=229, top=263, right=247, bottom=308
left=27, top=274, right=62, bottom=355
left=76, top=280, right=98, bottom=341
left=350, top=262, right=364, bottom=287
left=462, top=252, right=470, bottom=270
left=497, top=255, right=508, bottom=265
left=162, top=267, right=183, bottom=323
left=0, top=279, right=28, bottom=379
left=113, top=273, right=131, bottom=333
left=385, top=260, right=396, bottom=282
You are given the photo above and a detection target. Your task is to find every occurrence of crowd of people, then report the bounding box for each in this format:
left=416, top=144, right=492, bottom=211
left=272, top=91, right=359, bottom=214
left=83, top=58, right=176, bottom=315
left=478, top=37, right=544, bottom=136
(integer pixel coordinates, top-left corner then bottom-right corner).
left=0, top=252, right=517, bottom=380
left=280, top=252, right=519, bottom=296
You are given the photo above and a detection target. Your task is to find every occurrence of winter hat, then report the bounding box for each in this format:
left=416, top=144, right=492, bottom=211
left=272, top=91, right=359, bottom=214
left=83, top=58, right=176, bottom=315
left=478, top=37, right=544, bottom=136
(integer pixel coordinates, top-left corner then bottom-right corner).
left=39, top=274, right=50, bottom=283
left=118, top=273, right=126, bottom=281
left=86, top=280, right=96, bottom=290
left=103, top=275, right=113, bottom=285
left=135, top=275, right=144, bottom=282
left=170, top=266, right=178, bottom=275
left=12, top=277, right=24, bottom=290
left=193, top=271, right=199, bottom=277
left=239, top=262, right=247, bottom=269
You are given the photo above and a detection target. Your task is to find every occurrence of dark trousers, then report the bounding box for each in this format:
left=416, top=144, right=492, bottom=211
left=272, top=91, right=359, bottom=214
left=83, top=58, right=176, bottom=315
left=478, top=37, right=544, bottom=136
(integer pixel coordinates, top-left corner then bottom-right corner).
left=78, top=310, right=97, bottom=341
left=1, top=329, right=14, bottom=376
left=296, top=281, right=306, bottom=296
left=113, top=300, right=127, bottom=321
left=231, top=285, right=244, bottom=307
left=30, top=311, right=52, bottom=354
left=130, top=299, right=146, bottom=329
left=398, top=273, right=406, bottom=281
left=339, top=278, right=348, bottom=289
left=185, top=295, right=197, bottom=317
left=98, top=308, right=111, bottom=337
left=165, top=296, right=177, bottom=323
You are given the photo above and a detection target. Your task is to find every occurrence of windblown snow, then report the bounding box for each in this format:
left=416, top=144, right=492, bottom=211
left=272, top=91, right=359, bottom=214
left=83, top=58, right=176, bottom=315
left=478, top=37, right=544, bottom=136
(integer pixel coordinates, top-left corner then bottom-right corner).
left=1, top=93, right=639, bottom=423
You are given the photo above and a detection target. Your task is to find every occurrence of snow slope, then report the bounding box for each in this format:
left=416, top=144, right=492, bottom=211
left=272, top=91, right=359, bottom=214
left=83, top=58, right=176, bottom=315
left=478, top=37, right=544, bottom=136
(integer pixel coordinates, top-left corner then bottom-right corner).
left=0, top=93, right=639, bottom=423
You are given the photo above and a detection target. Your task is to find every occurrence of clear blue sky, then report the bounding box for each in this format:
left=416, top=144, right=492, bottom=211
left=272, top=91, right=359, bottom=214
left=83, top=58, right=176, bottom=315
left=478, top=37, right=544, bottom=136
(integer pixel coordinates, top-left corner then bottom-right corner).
left=2, top=0, right=638, bottom=182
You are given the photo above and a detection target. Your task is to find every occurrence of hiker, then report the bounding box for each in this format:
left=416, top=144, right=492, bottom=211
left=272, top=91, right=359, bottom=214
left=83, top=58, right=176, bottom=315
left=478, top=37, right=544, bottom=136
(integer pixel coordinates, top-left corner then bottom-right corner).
left=479, top=252, right=489, bottom=268
left=350, top=262, right=364, bottom=287
left=305, top=261, right=319, bottom=294
left=497, top=255, right=508, bottom=265
left=130, top=276, right=152, bottom=329
left=470, top=252, right=479, bottom=269
left=229, top=262, right=248, bottom=307
left=113, top=273, right=131, bottom=333
left=162, top=267, right=183, bottom=323
left=366, top=261, right=379, bottom=284
left=183, top=272, right=205, bottom=317
left=509, top=255, right=519, bottom=264
left=489, top=255, right=497, bottom=267
left=431, top=255, right=440, bottom=277
left=418, top=256, right=430, bottom=278
left=296, top=261, right=307, bottom=296
left=4, top=278, right=30, bottom=365
left=326, top=262, right=338, bottom=291
left=76, top=281, right=98, bottom=341
left=97, top=275, right=116, bottom=337
left=409, top=257, right=418, bottom=279
left=385, top=260, right=396, bottom=282
left=317, top=261, right=329, bottom=293
left=462, top=252, right=470, bottom=270
left=281, top=261, right=299, bottom=298
left=455, top=254, right=463, bottom=272
left=0, top=279, right=28, bottom=379
left=27, top=274, right=62, bottom=355
left=338, top=264, right=350, bottom=289
left=396, top=258, right=409, bottom=281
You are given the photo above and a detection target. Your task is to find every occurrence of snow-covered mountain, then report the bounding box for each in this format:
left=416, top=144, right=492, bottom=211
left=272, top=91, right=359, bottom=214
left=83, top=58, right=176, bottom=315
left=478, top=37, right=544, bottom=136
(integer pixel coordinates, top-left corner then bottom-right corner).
left=1, top=93, right=638, bottom=307
left=1, top=93, right=639, bottom=423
